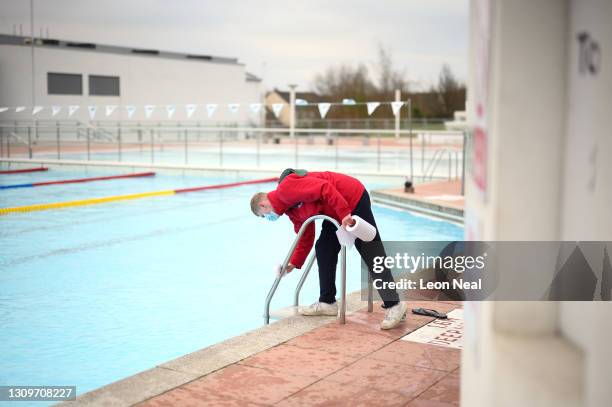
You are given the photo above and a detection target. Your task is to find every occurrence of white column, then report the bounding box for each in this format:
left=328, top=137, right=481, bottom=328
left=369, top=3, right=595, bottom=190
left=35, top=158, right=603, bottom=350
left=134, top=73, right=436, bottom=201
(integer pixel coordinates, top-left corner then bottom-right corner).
left=288, top=84, right=297, bottom=138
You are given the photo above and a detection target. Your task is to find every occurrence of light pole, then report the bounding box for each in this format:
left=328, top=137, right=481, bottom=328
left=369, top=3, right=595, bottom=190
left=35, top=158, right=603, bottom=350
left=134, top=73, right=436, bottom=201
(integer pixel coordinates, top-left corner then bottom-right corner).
left=288, top=84, right=297, bottom=138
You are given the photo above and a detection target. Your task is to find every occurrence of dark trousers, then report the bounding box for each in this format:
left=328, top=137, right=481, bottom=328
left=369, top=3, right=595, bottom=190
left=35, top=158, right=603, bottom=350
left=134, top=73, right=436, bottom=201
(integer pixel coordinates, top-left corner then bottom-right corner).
left=315, top=189, right=400, bottom=308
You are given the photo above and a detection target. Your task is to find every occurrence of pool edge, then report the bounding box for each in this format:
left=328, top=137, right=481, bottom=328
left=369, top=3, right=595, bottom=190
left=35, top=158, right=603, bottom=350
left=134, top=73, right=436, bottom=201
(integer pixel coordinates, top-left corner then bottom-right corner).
left=57, top=291, right=367, bottom=407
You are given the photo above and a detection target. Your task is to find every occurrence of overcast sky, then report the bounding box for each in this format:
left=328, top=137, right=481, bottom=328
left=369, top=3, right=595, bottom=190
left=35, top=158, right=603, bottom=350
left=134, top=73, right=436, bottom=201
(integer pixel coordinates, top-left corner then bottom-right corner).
left=0, top=0, right=468, bottom=92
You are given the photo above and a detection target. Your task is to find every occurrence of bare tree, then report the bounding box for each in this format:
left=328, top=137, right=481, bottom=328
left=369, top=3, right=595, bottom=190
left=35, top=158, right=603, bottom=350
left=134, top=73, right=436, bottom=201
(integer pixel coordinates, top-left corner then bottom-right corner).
left=375, top=44, right=409, bottom=100
left=437, top=64, right=465, bottom=117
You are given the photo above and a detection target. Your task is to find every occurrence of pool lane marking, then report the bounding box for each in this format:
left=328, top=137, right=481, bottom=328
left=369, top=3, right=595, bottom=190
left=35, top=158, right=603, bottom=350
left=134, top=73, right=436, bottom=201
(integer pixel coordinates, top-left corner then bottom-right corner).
left=0, top=177, right=278, bottom=216
left=0, top=171, right=156, bottom=190
left=0, top=167, right=49, bottom=174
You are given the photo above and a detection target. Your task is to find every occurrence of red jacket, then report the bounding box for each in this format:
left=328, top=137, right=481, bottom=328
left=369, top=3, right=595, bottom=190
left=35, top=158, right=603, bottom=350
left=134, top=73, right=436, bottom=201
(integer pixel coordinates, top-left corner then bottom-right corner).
left=267, top=171, right=365, bottom=268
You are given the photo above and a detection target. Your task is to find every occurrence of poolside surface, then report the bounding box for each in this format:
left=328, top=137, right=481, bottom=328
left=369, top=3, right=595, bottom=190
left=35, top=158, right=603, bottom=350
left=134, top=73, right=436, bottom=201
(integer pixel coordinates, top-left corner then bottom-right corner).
left=137, top=300, right=461, bottom=407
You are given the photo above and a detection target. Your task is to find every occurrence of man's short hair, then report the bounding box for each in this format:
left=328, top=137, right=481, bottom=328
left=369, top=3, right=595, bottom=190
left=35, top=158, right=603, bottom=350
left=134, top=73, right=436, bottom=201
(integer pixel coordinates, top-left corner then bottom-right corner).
left=250, top=192, right=268, bottom=216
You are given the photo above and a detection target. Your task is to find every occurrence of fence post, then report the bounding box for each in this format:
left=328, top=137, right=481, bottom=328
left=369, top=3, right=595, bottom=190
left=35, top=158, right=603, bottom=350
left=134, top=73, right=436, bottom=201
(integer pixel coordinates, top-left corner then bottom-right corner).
left=421, top=132, right=426, bottom=179
left=150, top=128, right=155, bottom=163
left=56, top=121, right=61, bottom=159
left=408, top=98, right=413, bottom=181
left=86, top=127, right=90, bottom=161
left=27, top=125, right=32, bottom=158
left=219, top=129, right=224, bottom=167
left=117, top=122, right=122, bottom=162
left=256, top=130, right=260, bottom=167
left=184, top=129, right=188, bottom=164
left=335, top=132, right=339, bottom=169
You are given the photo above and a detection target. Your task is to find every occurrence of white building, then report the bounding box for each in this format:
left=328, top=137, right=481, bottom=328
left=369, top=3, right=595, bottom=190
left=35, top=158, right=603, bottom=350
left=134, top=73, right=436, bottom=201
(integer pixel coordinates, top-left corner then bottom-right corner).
left=0, top=34, right=263, bottom=124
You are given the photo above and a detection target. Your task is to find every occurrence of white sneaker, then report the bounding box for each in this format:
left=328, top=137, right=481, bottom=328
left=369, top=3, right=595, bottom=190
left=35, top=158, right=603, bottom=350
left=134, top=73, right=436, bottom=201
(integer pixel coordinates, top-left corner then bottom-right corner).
left=380, top=302, right=408, bottom=330
left=299, top=301, right=338, bottom=316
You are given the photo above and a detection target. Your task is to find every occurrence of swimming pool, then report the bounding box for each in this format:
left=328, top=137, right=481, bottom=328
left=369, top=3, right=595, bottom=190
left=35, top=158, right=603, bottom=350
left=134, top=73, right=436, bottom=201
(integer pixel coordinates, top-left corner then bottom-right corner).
left=0, top=165, right=463, bottom=404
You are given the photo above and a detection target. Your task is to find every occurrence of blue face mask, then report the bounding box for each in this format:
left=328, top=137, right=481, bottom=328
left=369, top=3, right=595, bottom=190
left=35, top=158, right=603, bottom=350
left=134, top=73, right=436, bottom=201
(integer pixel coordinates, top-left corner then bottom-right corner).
left=263, top=211, right=280, bottom=221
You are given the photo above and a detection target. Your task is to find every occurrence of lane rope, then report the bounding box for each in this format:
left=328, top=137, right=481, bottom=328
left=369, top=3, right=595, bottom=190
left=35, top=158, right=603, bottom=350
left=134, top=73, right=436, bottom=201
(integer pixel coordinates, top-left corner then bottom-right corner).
left=0, top=167, right=49, bottom=174
left=0, top=177, right=278, bottom=216
left=0, top=172, right=156, bottom=190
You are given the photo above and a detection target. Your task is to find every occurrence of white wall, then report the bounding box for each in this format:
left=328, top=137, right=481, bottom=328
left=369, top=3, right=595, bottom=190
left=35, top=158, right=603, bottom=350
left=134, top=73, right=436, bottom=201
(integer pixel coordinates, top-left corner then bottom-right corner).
left=463, top=0, right=611, bottom=406
left=0, top=44, right=262, bottom=124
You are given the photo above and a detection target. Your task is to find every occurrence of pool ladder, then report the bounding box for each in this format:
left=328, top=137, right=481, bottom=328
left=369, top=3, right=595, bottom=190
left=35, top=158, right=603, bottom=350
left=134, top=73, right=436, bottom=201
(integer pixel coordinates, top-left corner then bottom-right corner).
left=263, top=214, right=373, bottom=325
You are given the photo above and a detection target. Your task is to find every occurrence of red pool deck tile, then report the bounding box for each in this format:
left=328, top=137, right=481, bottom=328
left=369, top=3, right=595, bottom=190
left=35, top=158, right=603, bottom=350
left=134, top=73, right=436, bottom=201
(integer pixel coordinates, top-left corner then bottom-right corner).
left=239, top=344, right=358, bottom=380
left=369, top=340, right=461, bottom=372
left=141, top=301, right=462, bottom=407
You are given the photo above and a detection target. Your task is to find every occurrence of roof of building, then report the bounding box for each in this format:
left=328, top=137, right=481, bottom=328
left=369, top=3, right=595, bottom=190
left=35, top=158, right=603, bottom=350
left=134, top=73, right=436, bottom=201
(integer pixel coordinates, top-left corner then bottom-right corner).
left=268, top=89, right=321, bottom=103
left=0, top=34, right=243, bottom=66
left=245, top=72, right=262, bottom=82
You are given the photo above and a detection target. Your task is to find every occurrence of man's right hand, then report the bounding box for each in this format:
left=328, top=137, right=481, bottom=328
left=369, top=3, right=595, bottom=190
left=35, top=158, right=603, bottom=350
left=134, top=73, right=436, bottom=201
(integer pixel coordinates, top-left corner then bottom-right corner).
left=284, top=263, right=296, bottom=274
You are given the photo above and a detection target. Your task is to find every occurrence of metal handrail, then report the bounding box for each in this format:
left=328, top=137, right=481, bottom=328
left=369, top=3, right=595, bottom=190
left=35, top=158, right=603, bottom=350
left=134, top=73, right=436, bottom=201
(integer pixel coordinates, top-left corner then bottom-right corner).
left=264, top=214, right=348, bottom=325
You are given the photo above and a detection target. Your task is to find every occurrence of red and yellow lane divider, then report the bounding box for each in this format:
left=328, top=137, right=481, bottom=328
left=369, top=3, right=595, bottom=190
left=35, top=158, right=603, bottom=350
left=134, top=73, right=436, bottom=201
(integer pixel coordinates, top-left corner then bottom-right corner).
left=0, top=167, right=49, bottom=174
left=0, top=171, right=156, bottom=190
left=0, top=177, right=277, bottom=216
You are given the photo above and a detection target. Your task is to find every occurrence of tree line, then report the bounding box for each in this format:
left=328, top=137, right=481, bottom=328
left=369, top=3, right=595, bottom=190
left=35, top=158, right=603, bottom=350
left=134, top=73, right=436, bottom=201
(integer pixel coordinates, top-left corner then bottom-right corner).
left=310, top=46, right=465, bottom=119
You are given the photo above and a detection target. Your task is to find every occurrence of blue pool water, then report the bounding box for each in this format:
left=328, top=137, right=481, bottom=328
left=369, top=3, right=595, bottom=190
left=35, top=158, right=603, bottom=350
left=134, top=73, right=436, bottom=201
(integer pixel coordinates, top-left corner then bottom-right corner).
left=0, top=165, right=463, bottom=404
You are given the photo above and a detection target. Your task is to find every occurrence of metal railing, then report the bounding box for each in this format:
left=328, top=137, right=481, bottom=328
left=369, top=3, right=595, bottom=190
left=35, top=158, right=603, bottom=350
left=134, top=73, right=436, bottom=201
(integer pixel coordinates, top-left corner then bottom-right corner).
left=423, top=147, right=461, bottom=181
left=263, top=214, right=373, bottom=325
left=0, top=120, right=465, bottom=184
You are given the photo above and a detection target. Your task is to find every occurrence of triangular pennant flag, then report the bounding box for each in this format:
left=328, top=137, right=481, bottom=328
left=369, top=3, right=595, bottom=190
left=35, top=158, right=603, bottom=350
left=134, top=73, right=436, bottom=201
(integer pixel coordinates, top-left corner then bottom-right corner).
left=342, top=98, right=356, bottom=105
left=228, top=103, right=240, bottom=114
left=105, top=105, right=117, bottom=117
left=0, top=107, right=9, bottom=113
left=126, top=105, right=136, bottom=119
left=206, top=104, right=218, bottom=118
left=144, top=105, right=156, bottom=119
left=88, top=105, right=97, bottom=120
left=391, top=101, right=404, bottom=116
left=32, top=106, right=44, bottom=115
left=15, top=106, right=26, bottom=113
left=272, top=103, right=284, bottom=118
left=185, top=104, right=197, bottom=118
left=52, top=106, right=62, bottom=116
left=68, top=105, right=79, bottom=117
left=166, top=105, right=176, bottom=119
left=249, top=103, right=262, bottom=114
left=366, top=102, right=380, bottom=116
left=295, top=98, right=308, bottom=106
left=318, top=103, right=331, bottom=119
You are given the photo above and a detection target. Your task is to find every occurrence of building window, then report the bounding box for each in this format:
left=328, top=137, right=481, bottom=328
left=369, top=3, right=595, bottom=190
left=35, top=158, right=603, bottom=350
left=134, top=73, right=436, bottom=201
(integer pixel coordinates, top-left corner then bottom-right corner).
left=47, top=72, right=83, bottom=95
left=89, top=75, right=120, bottom=96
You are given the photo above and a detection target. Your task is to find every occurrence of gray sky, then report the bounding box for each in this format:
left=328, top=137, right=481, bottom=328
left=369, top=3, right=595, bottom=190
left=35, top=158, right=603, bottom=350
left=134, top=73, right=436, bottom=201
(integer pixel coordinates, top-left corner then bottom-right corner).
left=0, top=0, right=468, bottom=92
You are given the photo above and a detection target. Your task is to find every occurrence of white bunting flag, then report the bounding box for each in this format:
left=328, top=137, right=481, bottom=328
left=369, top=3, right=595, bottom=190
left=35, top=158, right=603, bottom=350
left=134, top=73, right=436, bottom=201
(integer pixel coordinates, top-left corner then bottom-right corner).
left=366, top=102, right=380, bottom=116
left=318, top=103, right=331, bottom=118
left=342, top=98, right=356, bottom=105
left=52, top=106, right=62, bottom=116
left=166, top=105, right=176, bottom=119
left=32, top=106, right=44, bottom=115
left=144, top=105, right=156, bottom=119
left=15, top=106, right=26, bottom=113
left=0, top=107, right=9, bottom=113
left=228, top=103, right=240, bottom=114
left=295, top=98, right=308, bottom=106
left=68, top=105, right=79, bottom=117
left=105, top=105, right=117, bottom=117
left=185, top=104, right=197, bottom=118
left=249, top=103, right=262, bottom=114
left=206, top=104, right=218, bottom=118
left=391, top=101, right=404, bottom=116
left=272, top=103, right=284, bottom=118
left=88, top=106, right=97, bottom=120
left=126, top=105, right=136, bottom=119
